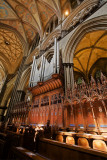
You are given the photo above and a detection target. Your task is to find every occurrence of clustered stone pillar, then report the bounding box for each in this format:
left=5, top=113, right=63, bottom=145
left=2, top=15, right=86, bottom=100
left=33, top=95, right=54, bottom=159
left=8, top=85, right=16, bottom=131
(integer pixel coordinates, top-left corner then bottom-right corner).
left=70, top=63, right=74, bottom=91
left=4, top=56, right=27, bottom=126
left=0, top=76, right=8, bottom=122
left=0, top=76, right=8, bottom=104
left=63, top=63, right=74, bottom=96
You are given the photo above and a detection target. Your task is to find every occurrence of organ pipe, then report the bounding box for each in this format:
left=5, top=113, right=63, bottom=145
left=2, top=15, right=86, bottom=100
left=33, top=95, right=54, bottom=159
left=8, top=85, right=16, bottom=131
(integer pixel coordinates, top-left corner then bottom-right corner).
left=32, top=56, right=36, bottom=82
left=29, top=56, right=36, bottom=86
left=40, top=55, right=44, bottom=81
left=53, top=38, right=57, bottom=73
left=42, top=56, right=46, bottom=81
left=57, top=41, right=59, bottom=74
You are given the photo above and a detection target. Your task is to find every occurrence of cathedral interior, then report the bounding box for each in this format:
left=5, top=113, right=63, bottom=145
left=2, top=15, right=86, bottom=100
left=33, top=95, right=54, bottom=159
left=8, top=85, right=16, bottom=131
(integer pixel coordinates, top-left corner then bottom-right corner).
left=0, top=0, right=107, bottom=160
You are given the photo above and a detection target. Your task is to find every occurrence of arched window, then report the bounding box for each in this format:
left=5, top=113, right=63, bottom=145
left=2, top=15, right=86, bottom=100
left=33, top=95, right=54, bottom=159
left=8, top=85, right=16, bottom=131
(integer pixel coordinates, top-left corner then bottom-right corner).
left=69, top=0, right=78, bottom=9
left=31, top=33, right=40, bottom=52
left=50, top=21, right=53, bottom=33
left=69, top=0, right=84, bottom=9
left=45, top=52, right=54, bottom=63
left=45, top=15, right=59, bottom=37
left=63, top=0, right=85, bottom=19
left=55, top=17, right=58, bottom=28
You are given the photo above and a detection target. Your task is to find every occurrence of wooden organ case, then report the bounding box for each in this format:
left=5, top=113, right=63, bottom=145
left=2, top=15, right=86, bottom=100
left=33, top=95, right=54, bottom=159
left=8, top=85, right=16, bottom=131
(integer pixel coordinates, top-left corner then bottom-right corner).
left=28, top=38, right=65, bottom=127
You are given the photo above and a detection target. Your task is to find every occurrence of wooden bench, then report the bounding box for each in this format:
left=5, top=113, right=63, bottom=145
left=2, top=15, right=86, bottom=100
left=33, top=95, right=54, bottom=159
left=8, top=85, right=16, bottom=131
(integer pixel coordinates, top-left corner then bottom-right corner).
left=0, top=139, right=6, bottom=159
left=37, top=138, right=107, bottom=160
left=8, top=146, right=48, bottom=160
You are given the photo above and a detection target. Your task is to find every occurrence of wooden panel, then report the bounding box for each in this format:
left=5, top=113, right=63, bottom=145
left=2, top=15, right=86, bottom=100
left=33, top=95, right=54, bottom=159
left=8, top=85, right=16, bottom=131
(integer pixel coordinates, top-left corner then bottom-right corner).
left=8, top=146, right=46, bottom=160
left=37, top=138, right=107, bottom=160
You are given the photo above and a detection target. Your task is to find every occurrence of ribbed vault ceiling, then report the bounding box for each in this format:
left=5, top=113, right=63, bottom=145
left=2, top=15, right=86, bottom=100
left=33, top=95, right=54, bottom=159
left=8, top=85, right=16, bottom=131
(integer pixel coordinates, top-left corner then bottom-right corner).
left=0, top=0, right=68, bottom=79
left=0, top=0, right=67, bottom=44
left=0, top=28, right=23, bottom=74
left=74, top=30, right=107, bottom=77
left=0, top=0, right=106, bottom=84
left=0, top=28, right=23, bottom=63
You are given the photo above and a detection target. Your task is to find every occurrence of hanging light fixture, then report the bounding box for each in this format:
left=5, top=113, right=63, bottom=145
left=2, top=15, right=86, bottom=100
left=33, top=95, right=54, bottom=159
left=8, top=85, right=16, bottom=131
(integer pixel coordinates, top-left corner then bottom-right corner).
left=4, top=40, right=10, bottom=45
left=64, top=10, right=69, bottom=16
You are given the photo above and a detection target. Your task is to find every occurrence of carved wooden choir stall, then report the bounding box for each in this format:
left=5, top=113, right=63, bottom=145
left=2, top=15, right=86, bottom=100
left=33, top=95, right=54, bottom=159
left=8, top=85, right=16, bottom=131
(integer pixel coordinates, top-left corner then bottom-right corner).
left=11, top=38, right=107, bottom=135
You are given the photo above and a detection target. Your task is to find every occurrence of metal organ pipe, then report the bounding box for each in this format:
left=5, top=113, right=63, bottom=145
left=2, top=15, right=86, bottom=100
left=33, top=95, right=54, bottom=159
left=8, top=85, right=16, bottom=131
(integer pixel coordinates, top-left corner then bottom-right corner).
left=40, top=55, right=44, bottom=81
left=70, top=64, right=74, bottom=91
left=53, top=38, right=57, bottom=73
left=57, top=41, right=59, bottom=74
left=42, top=56, right=46, bottom=81
left=40, top=55, right=43, bottom=81
left=29, top=38, right=60, bottom=86
left=67, top=66, right=70, bottom=89
left=32, top=56, right=36, bottom=82
left=33, top=59, right=37, bottom=83
left=29, top=56, right=36, bottom=87
left=64, top=65, right=67, bottom=97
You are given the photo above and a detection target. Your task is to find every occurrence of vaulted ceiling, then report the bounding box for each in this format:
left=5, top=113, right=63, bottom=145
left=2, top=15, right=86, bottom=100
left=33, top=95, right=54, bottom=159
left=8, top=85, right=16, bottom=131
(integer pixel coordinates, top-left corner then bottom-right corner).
left=0, top=0, right=106, bottom=85
left=0, top=0, right=66, bottom=44
left=74, top=30, right=107, bottom=78
left=0, top=0, right=69, bottom=78
left=0, top=27, right=23, bottom=74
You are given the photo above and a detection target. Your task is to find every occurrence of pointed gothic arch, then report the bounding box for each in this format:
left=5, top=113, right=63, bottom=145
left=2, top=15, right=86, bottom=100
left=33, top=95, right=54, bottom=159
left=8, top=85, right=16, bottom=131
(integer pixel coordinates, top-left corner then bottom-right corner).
left=63, top=15, right=107, bottom=63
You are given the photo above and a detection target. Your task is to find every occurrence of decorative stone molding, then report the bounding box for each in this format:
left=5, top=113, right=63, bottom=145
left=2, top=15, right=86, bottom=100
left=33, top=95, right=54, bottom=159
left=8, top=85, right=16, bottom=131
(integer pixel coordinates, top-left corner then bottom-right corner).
left=25, top=47, right=39, bottom=65
left=17, top=66, right=31, bottom=90
left=63, top=15, right=107, bottom=63
left=62, top=0, right=99, bottom=31
left=39, top=50, right=45, bottom=56
left=1, top=84, right=13, bottom=106
left=41, top=29, right=61, bottom=50
left=63, top=63, right=74, bottom=67
left=0, top=23, right=26, bottom=49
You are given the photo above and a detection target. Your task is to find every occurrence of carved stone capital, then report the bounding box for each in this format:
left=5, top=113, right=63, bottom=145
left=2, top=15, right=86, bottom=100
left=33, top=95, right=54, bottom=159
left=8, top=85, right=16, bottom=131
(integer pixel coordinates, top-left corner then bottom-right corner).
left=63, top=63, right=74, bottom=67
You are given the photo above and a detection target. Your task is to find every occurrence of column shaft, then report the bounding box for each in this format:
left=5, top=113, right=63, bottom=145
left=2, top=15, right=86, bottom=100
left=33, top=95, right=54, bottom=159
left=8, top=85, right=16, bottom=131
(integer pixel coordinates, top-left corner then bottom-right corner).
left=4, top=56, right=26, bottom=124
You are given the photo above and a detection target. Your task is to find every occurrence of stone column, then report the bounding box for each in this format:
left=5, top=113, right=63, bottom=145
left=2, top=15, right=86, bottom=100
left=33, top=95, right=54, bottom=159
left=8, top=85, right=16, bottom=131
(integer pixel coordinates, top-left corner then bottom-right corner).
left=40, top=55, right=44, bottom=81
left=53, top=38, right=57, bottom=73
left=64, top=65, right=67, bottom=97
left=4, top=56, right=27, bottom=125
left=57, top=41, right=59, bottom=74
left=0, top=76, right=8, bottom=104
left=70, top=63, right=74, bottom=91
left=67, top=65, right=70, bottom=89
left=29, top=56, right=36, bottom=87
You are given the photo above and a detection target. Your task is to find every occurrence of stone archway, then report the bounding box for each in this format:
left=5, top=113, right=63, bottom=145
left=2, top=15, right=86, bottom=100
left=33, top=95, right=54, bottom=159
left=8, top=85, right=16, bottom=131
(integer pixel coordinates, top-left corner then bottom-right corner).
left=63, top=15, right=107, bottom=64
left=63, top=15, right=107, bottom=90
left=73, top=30, right=107, bottom=82
left=18, top=66, right=31, bottom=91
left=62, top=0, right=99, bottom=31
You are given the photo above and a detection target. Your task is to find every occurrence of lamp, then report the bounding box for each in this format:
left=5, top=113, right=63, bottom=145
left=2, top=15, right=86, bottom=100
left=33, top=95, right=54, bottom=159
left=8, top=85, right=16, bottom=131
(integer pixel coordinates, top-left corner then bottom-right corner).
left=64, top=10, right=69, bottom=16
